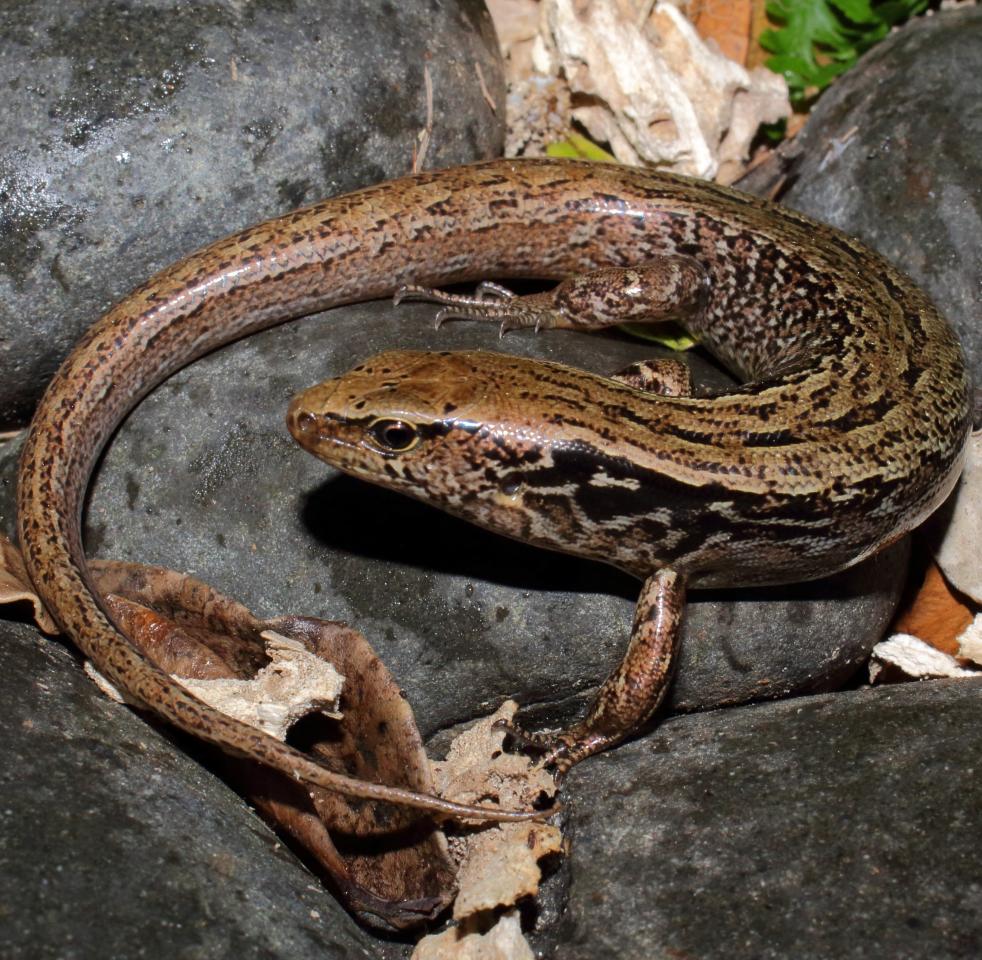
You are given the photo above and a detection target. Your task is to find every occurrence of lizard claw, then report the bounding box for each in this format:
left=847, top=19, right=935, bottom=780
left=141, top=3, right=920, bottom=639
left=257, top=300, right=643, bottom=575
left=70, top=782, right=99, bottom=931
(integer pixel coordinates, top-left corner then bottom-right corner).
left=497, top=314, right=535, bottom=337
left=475, top=281, right=516, bottom=302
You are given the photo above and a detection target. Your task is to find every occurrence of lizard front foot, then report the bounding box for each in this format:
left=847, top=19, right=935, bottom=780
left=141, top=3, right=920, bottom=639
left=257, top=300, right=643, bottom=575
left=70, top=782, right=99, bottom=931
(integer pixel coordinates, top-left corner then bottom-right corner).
left=493, top=717, right=612, bottom=777
left=492, top=569, right=686, bottom=777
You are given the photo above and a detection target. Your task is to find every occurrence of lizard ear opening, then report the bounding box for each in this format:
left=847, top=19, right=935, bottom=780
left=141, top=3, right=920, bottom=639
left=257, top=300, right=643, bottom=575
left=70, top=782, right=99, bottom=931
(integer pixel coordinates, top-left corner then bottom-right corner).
left=368, top=418, right=420, bottom=452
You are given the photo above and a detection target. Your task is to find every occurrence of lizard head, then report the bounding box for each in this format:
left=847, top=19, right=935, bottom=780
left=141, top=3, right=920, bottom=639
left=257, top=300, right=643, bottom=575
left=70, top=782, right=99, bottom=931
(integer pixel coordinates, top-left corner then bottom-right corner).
left=287, top=349, right=601, bottom=552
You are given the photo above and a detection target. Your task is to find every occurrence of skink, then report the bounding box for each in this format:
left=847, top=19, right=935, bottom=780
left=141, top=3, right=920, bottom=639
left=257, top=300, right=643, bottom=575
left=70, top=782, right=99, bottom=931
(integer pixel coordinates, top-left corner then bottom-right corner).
left=17, top=159, right=971, bottom=805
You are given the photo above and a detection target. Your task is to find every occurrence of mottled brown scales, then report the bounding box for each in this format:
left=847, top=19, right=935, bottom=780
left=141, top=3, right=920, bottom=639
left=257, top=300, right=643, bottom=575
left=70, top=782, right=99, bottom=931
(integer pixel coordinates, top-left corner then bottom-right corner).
left=19, top=160, right=972, bottom=796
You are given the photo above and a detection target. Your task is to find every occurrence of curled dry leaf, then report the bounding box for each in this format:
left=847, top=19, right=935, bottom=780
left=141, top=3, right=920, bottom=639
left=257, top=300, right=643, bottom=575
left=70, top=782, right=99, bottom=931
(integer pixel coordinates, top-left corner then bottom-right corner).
left=91, top=560, right=271, bottom=678
left=0, top=533, right=58, bottom=634
left=101, top=593, right=342, bottom=738
left=933, top=430, right=982, bottom=605
left=258, top=612, right=457, bottom=927
left=79, top=561, right=456, bottom=929
left=518, top=0, right=788, bottom=181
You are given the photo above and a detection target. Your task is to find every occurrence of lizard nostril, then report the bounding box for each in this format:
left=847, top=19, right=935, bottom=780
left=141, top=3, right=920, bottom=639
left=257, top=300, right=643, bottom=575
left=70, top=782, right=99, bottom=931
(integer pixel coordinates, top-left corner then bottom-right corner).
left=293, top=411, right=318, bottom=435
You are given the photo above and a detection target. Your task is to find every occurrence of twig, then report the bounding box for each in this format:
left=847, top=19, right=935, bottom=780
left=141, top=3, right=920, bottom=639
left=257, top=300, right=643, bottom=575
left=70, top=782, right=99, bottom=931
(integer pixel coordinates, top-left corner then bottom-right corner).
left=475, top=61, right=497, bottom=114
left=413, top=62, right=434, bottom=173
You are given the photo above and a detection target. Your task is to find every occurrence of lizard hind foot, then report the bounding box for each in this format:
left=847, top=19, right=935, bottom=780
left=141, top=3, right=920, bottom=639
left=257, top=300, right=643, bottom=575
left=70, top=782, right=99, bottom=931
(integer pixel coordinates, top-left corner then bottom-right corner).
left=393, top=282, right=559, bottom=335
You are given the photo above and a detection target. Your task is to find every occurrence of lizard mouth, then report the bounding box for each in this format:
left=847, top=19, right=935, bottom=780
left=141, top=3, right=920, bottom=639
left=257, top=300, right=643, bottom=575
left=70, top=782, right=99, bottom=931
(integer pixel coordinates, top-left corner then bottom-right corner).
left=287, top=399, right=364, bottom=468
left=287, top=392, right=420, bottom=487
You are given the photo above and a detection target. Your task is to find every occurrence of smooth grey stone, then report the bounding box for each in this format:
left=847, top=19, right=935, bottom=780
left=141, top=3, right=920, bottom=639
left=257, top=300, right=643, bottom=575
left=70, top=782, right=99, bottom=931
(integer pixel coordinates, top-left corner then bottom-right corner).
left=66, top=297, right=905, bottom=738
left=0, top=0, right=505, bottom=428
left=0, top=434, right=18, bottom=537
left=555, top=678, right=982, bottom=960
left=771, top=7, right=981, bottom=383
left=0, top=620, right=382, bottom=960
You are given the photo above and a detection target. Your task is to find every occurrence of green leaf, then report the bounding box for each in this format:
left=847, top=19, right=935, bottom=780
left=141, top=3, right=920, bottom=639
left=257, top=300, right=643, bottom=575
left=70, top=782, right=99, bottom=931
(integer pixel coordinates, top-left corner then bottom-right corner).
left=759, top=118, right=788, bottom=143
left=762, top=0, right=930, bottom=103
left=829, top=0, right=878, bottom=24
left=546, top=132, right=617, bottom=163
left=619, top=322, right=698, bottom=352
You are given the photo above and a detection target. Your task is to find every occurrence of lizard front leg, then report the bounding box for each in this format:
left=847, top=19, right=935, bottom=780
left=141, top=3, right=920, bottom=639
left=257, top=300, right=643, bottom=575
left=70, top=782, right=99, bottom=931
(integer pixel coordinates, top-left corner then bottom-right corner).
left=498, top=567, right=687, bottom=773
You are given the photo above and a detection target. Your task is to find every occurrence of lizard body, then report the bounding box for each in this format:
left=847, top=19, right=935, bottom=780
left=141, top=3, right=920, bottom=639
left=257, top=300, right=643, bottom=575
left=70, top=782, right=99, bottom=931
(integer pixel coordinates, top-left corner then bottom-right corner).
left=17, top=160, right=971, bottom=800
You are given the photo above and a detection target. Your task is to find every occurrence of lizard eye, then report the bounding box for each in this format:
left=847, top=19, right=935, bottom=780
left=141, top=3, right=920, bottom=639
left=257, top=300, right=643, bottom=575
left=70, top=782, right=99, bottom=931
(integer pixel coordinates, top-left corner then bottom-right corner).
left=369, top=418, right=420, bottom=452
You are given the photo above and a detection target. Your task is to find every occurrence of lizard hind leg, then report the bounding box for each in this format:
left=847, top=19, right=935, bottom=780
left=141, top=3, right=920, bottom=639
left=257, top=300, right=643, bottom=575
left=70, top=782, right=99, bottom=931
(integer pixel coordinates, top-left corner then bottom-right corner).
left=394, top=282, right=559, bottom=336
left=496, top=567, right=687, bottom=775
left=394, top=254, right=709, bottom=337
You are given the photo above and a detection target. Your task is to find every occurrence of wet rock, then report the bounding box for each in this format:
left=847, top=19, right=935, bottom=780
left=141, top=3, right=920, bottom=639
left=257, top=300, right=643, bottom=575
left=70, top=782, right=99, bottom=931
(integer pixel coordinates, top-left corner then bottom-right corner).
left=0, top=620, right=383, bottom=960
left=65, top=298, right=905, bottom=738
left=747, top=6, right=982, bottom=382
left=555, top=677, right=982, bottom=960
left=0, top=0, right=505, bottom=427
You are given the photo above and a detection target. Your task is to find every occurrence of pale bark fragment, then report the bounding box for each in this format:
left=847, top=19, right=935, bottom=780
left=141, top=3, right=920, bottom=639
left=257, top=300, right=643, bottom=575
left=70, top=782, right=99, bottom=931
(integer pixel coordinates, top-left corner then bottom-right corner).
left=411, top=910, right=534, bottom=960
left=514, top=0, right=788, bottom=180
left=935, top=431, right=982, bottom=605
left=179, top=630, right=343, bottom=740
left=869, top=633, right=979, bottom=682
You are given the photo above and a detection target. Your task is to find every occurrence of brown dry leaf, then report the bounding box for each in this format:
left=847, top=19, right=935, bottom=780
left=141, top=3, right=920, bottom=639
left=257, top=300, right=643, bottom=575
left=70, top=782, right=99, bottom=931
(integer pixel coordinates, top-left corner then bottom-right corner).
left=89, top=561, right=457, bottom=929
left=0, top=533, right=58, bottom=634
left=92, top=560, right=269, bottom=678
left=691, top=0, right=754, bottom=65
left=746, top=0, right=775, bottom=70
left=101, top=589, right=343, bottom=737
left=260, top=612, right=458, bottom=926
left=893, top=561, right=974, bottom=656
